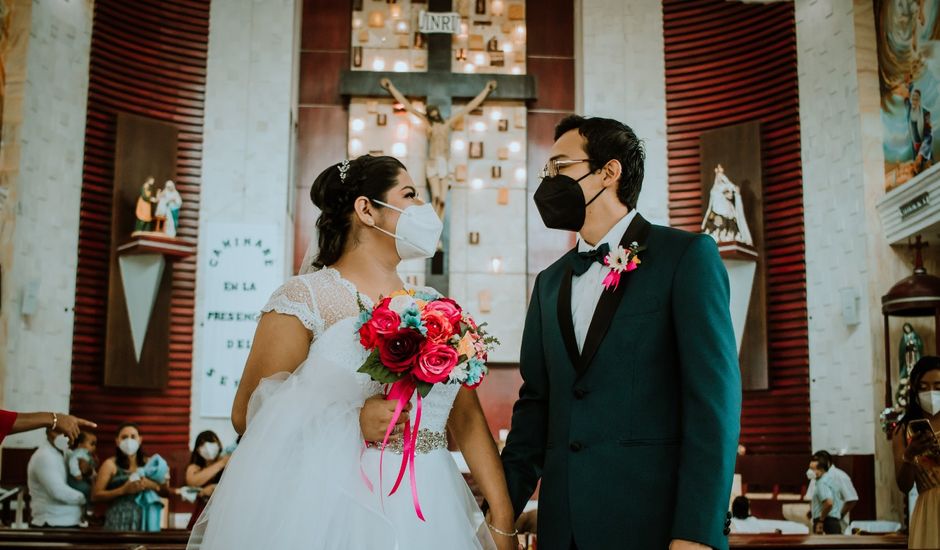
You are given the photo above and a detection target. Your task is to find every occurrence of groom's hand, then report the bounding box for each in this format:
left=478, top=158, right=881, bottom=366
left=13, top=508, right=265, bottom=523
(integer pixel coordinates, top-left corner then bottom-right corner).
left=359, top=394, right=411, bottom=442
left=669, top=540, right=710, bottom=550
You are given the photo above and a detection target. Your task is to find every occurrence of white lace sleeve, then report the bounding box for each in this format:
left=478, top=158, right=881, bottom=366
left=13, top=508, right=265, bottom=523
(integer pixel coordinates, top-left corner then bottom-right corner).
left=260, top=277, right=324, bottom=336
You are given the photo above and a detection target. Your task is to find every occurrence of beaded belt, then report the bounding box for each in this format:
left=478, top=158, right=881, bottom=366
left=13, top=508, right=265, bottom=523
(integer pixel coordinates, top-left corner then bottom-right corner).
left=366, top=429, right=447, bottom=454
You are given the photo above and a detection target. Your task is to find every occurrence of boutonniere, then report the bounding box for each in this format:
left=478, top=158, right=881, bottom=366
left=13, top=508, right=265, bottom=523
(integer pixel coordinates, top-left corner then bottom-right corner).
left=602, top=242, right=644, bottom=291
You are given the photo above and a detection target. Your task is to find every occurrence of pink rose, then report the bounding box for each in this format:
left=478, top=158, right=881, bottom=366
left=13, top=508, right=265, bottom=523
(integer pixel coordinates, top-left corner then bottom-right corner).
left=422, top=309, right=455, bottom=345
left=425, top=298, right=462, bottom=325
left=369, top=301, right=401, bottom=336
left=414, top=343, right=458, bottom=384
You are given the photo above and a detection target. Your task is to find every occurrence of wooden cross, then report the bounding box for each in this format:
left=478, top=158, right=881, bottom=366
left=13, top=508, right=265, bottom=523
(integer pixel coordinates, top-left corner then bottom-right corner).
left=339, top=0, right=536, bottom=293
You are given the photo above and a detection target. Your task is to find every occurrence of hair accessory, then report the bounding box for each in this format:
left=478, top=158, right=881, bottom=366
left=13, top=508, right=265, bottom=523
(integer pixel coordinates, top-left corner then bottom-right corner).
left=339, top=159, right=351, bottom=182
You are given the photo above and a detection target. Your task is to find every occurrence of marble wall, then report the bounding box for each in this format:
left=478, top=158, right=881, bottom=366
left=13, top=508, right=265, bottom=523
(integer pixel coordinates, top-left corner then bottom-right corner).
left=0, top=0, right=92, bottom=449
left=190, top=0, right=300, bottom=445
left=579, top=0, right=669, bottom=226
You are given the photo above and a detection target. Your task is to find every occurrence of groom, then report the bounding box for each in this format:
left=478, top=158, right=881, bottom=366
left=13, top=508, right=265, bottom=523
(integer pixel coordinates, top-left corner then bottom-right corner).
left=500, top=116, right=741, bottom=549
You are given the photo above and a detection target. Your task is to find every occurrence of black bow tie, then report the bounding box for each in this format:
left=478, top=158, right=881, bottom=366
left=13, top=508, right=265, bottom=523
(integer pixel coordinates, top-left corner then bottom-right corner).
left=571, top=242, right=610, bottom=276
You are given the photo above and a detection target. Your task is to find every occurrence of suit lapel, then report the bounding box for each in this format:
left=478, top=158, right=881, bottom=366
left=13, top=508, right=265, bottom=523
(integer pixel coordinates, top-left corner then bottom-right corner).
left=576, top=214, right=652, bottom=377
left=557, top=249, right=580, bottom=369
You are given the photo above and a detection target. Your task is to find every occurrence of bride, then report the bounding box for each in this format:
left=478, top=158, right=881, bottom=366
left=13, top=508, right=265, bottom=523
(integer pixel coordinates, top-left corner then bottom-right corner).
left=188, top=155, right=517, bottom=549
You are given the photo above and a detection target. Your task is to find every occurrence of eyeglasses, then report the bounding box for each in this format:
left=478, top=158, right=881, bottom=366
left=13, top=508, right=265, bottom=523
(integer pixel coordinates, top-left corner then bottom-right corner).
left=539, top=158, right=592, bottom=179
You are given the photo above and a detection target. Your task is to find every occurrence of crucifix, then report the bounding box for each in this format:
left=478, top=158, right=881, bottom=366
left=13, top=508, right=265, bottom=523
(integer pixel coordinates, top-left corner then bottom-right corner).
left=340, top=0, right=537, bottom=294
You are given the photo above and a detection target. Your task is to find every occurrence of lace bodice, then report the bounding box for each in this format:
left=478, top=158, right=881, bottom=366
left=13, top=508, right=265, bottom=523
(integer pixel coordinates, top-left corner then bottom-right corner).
left=260, top=268, right=461, bottom=433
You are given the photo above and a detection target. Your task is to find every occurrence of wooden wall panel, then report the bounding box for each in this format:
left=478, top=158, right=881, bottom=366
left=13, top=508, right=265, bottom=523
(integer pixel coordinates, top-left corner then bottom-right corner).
left=70, top=0, right=209, bottom=454
left=663, top=0, right=810, bottom=454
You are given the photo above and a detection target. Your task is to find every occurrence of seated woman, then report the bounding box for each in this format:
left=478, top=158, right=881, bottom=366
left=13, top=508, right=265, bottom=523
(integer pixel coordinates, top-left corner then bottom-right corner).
left=91, top=422, right=170, bottom=530
left=185, top=431, right=230, bottom=530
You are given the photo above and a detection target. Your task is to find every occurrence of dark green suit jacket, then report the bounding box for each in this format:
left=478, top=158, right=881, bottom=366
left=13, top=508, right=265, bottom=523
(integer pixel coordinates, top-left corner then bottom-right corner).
left=501, top=215, right=742, bottom=549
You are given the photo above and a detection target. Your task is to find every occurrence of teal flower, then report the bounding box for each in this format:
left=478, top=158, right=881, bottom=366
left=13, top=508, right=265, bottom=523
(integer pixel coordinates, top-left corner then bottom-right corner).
left=401, top=306, right=427, bottom=335
left=466, top=357, right=487, bottom=386
left=354, top=310, right=372, bottom=331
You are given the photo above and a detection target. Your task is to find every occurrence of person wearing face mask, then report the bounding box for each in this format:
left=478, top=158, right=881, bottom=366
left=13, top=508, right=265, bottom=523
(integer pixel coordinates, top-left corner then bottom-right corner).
left=806, top=456, right=843, bottom=534
left=26, top=428, right=86, bottom=527
left=185, top=431, right=229, bottom=530
left=893, top=356, right=940, bottom=548
left=189, top=155, right=516, bottom=550
left=93, top=422, right=168, bottom=530
left=497, top=116, right=741, bottom=550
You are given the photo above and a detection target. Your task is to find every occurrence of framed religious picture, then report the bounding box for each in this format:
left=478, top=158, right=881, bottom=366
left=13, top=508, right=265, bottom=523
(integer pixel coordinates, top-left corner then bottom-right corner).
left=508, top=4, right=525, bottom=20
left=353, top=0, right=362, bottom=9
left=490, top=52, right=504, bottom=67
left=398, top=35, right=409, bottom=48
left=414, top=32, right=426, bottom=48
left=497, top=146, right=509, bottom=160
left=498, top=119, right=509, bottom=132
left=475, top=0, right=486, bottom=14
left=487, top=36, right=499, bottom=52
left=469, top=141, right=484, bottom=159
left=497, top=187, right=510, bottom=205
left=358, top=30, right=370, bottom=44
left=455, top=164, right=468, bottom=181
left=469, top=34, right=485, bottom=51
left=491, top=165, right=502, bottom=179
left=376, top=113, right=387, bottom=126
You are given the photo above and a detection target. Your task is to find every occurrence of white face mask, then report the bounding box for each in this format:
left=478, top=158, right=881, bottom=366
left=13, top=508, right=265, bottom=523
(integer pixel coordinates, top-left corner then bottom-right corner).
left=53, top=434, right=70, bottom=452
left=806, top=468, right=817, bottom=480
left=199, top=442, right=220, bottom=461
left=119, top=438, right=140, bottom=457
left=919, top=390, right=940, bottom=416
left=371, top=200, right=443, bottom=260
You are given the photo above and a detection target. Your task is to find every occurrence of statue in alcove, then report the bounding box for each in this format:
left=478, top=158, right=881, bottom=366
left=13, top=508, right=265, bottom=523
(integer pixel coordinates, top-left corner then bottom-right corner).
left=701, top=164, right=753, bottom=246
left=133, top=177, right=158, bottom=234
left=154, top=180, right=183, bottom=238
left=380, top=78, right=497, bottom=218
left=897, top=322, right=925, bottom=408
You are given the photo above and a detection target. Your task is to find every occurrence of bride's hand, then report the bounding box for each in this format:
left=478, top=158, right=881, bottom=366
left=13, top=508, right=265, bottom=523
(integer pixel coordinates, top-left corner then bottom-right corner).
left=359, top=394, right=411, bottom=442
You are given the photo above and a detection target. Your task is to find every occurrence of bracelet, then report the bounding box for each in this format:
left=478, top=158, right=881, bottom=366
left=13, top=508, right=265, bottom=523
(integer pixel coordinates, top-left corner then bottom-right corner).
left=487, top=522, right=518, bottom=538
left=51, top=412, right=58, bottom=432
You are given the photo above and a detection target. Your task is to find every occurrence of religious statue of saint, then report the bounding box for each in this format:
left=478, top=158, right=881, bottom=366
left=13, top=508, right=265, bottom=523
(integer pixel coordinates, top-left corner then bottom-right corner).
left=380, top=77, right=497, bottom=217
left=134, top=177, right=158, bottom=234
left=701, top=164, right=753, bottom=246
left=897, top=322, right=925, bottom=408
left=154, top=180, right=183, bottom=238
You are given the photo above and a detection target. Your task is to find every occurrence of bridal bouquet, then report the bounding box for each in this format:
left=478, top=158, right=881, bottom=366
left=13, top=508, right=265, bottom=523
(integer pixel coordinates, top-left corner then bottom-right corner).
left=355, top=289, right=498, bottom=519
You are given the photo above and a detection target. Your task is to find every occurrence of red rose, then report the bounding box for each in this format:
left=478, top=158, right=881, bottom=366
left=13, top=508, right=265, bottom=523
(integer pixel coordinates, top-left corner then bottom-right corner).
left=422, top=309, right=454, bottom=345
left=358, top=321, right=379, bottom=349
left=378, top=328, right=424, bottom=373
left=425, top=298, right=462, bottom=325
left=369, top=303, right=401, bottom=336
left=415, top=343, right=458, bottom=384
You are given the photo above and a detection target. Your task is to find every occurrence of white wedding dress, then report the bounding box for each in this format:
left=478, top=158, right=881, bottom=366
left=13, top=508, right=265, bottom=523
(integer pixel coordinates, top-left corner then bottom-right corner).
left=188, top=268, right=495, bottom=550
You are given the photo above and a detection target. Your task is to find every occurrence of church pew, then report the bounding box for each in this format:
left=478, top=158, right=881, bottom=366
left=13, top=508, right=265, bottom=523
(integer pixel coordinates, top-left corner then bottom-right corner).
left=0, top=528, right=190, bottom=544
left=735, top=454, right=876, bottom=520
left=0, top=544, right=185, bottom=550
left=728, top=534, right=906, bottom=549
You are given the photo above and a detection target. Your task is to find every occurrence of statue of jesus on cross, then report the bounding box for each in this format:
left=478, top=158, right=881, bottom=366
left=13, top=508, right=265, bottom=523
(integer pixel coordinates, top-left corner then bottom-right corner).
left=381, top=77, right=497, bottom=217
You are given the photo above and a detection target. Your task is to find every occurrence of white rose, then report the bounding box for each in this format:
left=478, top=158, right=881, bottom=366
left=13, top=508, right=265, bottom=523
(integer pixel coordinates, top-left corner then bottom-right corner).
left=448, top=362, right=470, bottom=384
left=388, top=294, right=417, bottom=316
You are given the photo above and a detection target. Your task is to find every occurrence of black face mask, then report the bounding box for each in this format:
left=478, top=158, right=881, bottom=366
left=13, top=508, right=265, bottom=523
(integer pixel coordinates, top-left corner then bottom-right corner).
left=533, top=172, right=604, bottom=231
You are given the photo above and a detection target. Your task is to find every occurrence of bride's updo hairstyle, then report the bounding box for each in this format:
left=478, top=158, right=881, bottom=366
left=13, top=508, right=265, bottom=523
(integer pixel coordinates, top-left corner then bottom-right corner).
left=310, top=155, right=406, bottom=269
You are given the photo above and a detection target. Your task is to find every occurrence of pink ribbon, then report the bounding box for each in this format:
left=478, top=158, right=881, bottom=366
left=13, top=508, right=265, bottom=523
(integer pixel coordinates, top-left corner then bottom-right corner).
left=362, top=377, right=426, bottom=521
